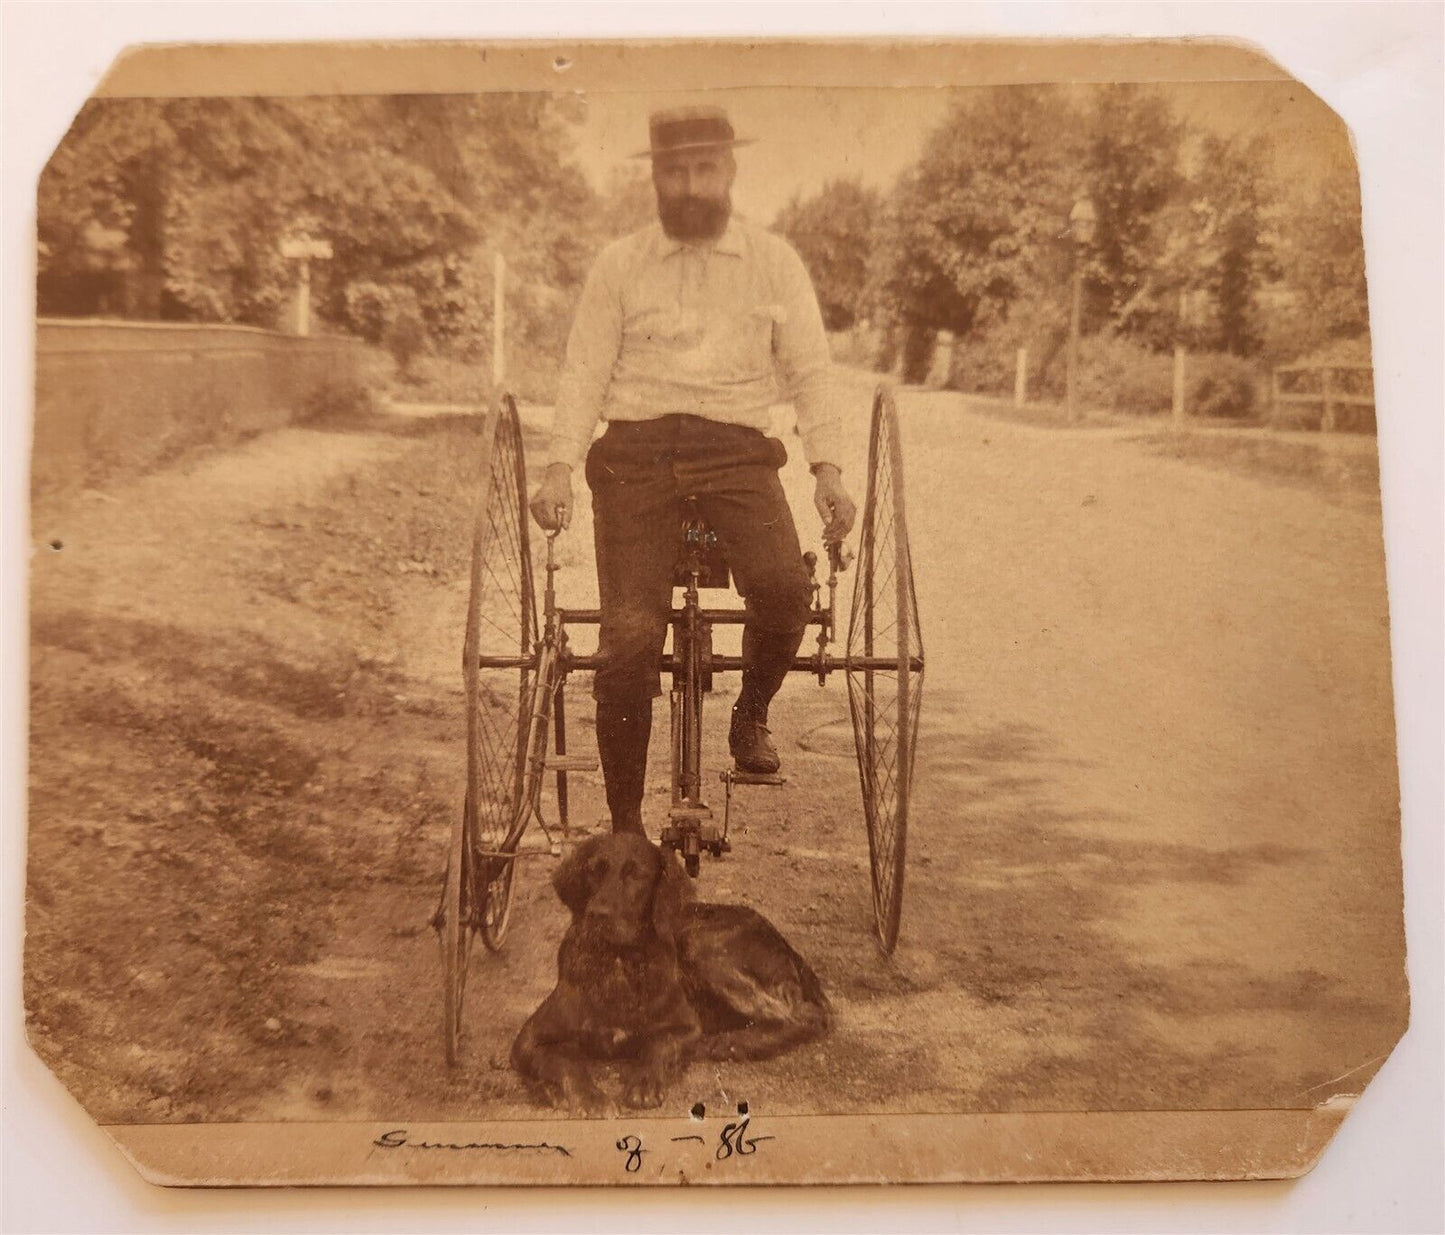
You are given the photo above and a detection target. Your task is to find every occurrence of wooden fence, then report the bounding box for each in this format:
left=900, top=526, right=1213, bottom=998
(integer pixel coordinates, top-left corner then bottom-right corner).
left=1271, top=362, right=1375, bottom=432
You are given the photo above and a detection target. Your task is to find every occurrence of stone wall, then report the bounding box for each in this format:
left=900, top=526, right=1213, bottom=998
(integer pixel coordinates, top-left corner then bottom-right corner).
left=33, top=319, right=368, bottom=494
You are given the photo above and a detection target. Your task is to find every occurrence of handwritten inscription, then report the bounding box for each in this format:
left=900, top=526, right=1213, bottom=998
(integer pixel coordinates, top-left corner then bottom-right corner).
left=715, top=1116, right=775, bottom=1159
left=373, top=1129, right=571, bottom=1157
left=616, top=1134, right=645, bottom=1172
left=614, top=1113, right=775, bottom=1173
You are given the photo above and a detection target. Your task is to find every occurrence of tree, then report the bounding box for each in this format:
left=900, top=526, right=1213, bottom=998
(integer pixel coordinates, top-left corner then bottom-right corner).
left=1079, top=85, right=1186, bottom=343
left=1178, top=133, right=1279, bottom=355
left=870, top=87, right=1084, bottom=379
left=773, top=179, right=880, bottom=331
left=38, top=98, right=315, bottom=321
left=595, top=165, right=657, bottom=241
left=1274, top=161, right=1370, bottom=344
left=36, top=93, right=599, bottom=363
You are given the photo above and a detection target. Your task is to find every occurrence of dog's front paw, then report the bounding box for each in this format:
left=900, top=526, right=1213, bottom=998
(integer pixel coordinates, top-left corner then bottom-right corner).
left=567, top=1080, right=620, bottom=1119
left=622, top=1068, right=667, bottom=1110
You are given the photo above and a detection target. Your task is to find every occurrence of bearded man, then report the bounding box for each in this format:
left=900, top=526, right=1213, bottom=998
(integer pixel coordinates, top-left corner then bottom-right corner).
left=529, top=105, right=856, bottom=836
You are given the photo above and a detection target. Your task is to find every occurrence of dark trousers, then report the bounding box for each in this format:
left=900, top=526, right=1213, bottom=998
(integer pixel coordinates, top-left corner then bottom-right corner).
left=584, top=416, right=812, bottom=830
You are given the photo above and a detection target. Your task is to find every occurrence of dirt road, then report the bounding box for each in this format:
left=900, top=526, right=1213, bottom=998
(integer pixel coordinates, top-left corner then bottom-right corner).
left=26, top=383, right=1405, bottom=1125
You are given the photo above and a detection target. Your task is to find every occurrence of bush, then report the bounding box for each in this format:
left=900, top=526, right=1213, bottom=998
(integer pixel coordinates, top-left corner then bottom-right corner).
left=1270, top=334, right=1375, bottom=432
left=1073, top=335, right=1175, bottom=415
left=1188, top=352, right=1263, bottom=421
left=949, top=328, right=1022, bottom=397
left=1016, top=332, right=1173, bottom=416
left=384, top=310, right=429, bottom=382
left=952, top=324, right=1266, bottom=421
left=1290, top=334, right=1373, bottom=372
left=298, top=372, right=375, bottom=426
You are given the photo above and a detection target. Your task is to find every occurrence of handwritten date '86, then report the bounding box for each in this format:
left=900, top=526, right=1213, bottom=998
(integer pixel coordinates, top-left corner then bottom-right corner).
left=616, top=1113, right=774, bottom=1173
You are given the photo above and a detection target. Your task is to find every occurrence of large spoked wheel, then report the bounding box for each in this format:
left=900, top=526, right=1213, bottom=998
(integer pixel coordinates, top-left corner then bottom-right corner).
left=845, top=385, right=924, bottom=954
left=442, top=393, right=538, bottom=1062
left=466, top=393, right=537, bottom=953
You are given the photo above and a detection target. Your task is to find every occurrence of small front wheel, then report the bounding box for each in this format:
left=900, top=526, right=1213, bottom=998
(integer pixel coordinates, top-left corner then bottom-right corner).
left=479, top=859, right=515, bottom=951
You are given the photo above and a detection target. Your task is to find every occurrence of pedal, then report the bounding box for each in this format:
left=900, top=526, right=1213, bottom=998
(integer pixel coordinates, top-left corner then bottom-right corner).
left=543, top=755, right=599, bottom=773
left=667, top=804, right=713, bottom=822
left=721, top=769, right=787, bottom=787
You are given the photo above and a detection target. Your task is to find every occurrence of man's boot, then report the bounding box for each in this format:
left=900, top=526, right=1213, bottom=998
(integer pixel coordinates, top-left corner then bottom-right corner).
left=730, top=625, right=803, bottom=775
left=595, top=696, right=652, bottom=833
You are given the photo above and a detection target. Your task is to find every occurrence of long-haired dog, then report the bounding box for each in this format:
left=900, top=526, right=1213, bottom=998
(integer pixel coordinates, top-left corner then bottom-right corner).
left=511, top=832, right=830, bottom=1114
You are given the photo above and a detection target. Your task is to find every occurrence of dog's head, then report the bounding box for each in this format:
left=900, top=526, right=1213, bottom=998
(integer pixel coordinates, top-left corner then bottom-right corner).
left=553, top=832, right=691, bottom=949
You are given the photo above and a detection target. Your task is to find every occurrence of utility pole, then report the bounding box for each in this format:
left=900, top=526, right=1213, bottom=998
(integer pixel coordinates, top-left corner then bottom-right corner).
left=1173, top=287, right=1188, bottom=425
left=1066, top=265, right=1084, bottom=424
left=493, top=251, right=507, bottom=389
left=1065, top=195, right=1096, bottom=425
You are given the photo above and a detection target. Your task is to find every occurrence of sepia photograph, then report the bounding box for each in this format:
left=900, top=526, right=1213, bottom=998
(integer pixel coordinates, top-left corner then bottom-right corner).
left=22, top=37, right=1409, bottom=1186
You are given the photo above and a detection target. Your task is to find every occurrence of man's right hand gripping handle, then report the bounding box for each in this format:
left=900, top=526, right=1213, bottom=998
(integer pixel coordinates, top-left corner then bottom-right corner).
left=529, top=462, right=574, bottom=532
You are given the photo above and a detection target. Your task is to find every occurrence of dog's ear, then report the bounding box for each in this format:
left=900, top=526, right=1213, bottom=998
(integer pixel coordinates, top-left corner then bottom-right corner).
left=650, top=846, right=692, bottom=944
left=553, top=835, right=602, bottom=916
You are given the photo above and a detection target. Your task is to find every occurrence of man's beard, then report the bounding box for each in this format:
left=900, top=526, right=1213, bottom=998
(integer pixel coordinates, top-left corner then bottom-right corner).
left=657, top=192, right=731, bottom=242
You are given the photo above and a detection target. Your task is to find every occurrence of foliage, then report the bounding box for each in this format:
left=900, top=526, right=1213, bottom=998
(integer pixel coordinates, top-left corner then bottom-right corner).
left=1066, top=334, right=1175, bottom=416
left=384, top=307, right=428, bottom=381
left=1080, top=85, right=1185, bottom=342
left=872, top=83, right=1358, bottom=382
left=38, top=85, right=1368, bottom=414
left=297, top=371, right=377, bottom=426
left=947, top=324, right=1024, bottom=398
left=773, top=179, right=881, bottom=331
left=1165, top=133, right=1280, bottom=356
left=1290, top=334, right=1372, bottom=371
left=1187, top=352, right=1262, bottom=420
left=1267, top=163, right=1371, bottom=359
left=952, top=324, right=1263, bottom=422
left=595, top=166, right=658, bottom=240
left=870, top=86, right=1083, bottom=380
left=37, top=93, right=599, bottom=382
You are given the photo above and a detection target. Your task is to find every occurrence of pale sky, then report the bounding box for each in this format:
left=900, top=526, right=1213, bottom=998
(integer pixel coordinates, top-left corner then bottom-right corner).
left=571, top=87, right=957, bottom=224
left=570, top=82, right=1351, bottom=224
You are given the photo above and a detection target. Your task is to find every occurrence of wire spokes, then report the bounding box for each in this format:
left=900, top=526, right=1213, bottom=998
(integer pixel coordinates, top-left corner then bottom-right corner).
left=845, top=386, right=924, bottom=952
left=464, top=395, right=537, bottom=853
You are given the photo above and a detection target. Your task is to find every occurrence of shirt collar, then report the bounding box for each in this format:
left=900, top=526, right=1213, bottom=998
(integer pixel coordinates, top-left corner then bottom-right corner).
left=655, top=216, right=745, bottom=259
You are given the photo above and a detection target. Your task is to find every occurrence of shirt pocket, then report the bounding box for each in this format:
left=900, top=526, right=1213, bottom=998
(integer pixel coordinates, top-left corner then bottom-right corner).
left=710, top=302, right=783, bottom=377
left=627, top=304, right=690, bottom=353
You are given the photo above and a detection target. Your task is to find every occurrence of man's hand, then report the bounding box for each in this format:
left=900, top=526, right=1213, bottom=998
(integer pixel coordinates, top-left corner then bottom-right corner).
left=529, top=462, right=574, bottom=532
left=812, top=463, right=856, bottom=544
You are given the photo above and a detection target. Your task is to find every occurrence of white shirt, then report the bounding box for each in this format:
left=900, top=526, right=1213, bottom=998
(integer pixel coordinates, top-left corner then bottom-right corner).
left=545, top=217, right=841, bottom=471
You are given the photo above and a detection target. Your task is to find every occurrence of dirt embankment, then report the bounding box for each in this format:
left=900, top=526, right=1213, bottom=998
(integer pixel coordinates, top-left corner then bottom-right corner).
left=27, top=414, right=495, bottom=1123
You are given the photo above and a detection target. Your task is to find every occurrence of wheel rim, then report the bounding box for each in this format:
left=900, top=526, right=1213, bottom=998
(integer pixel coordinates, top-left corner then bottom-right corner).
left=441, top=394, right=535, bottom=1059
left=480, top=858, right=515, bottom=952
left=846, top=385, right=924, bottom=954
left=462, top=394, right=536, bottom=952
left=440, top=794, right=476, bottom=1066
